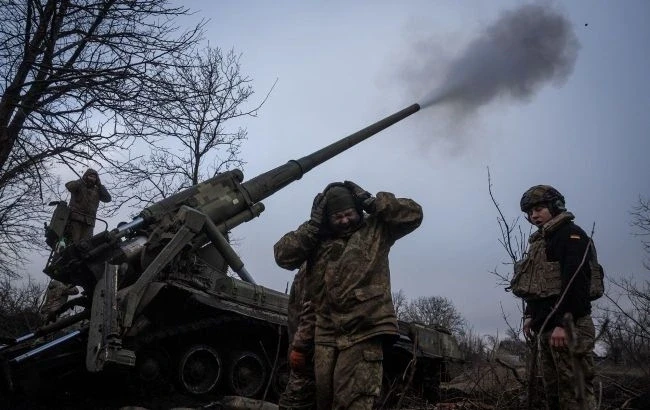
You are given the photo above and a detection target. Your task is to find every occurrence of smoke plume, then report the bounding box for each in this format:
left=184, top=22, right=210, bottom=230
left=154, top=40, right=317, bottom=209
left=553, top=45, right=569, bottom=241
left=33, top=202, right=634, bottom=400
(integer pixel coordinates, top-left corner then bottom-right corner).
left=417, top=4, right=580, bottom=111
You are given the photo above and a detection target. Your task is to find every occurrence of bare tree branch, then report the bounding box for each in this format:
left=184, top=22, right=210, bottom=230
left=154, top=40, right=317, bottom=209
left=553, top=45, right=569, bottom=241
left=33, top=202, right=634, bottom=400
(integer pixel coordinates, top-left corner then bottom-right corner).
left=631, top=196, right=650, bottom=269
left=0, top=276, right=45, bottom=337
left=487, top=167, right=531, bottom=288
left=107, top=46, right=267, bottom=213
left=0, top=0, right=206, bottom=279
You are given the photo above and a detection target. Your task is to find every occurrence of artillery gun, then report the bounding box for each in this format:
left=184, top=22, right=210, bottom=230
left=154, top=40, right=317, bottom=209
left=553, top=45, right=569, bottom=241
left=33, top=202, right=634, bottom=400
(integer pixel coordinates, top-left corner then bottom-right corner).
left=0, top=104, right=462, bottom=405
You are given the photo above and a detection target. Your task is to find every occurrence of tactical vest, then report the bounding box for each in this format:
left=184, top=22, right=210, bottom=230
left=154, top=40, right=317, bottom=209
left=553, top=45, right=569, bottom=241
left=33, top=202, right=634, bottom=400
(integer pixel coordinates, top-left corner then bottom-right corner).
left=510, top=212, right=604, bottom=301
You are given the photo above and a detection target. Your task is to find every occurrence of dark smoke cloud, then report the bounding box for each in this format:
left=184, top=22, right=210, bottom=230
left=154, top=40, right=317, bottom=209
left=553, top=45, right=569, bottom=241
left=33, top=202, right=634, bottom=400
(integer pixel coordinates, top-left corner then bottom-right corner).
left=417, top=4, right=580, bottom=111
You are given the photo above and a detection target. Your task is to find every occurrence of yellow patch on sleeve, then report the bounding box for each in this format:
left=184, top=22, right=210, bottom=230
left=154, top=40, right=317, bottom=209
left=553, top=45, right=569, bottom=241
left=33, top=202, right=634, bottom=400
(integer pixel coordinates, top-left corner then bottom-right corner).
left=570, top=234, right=582, bottom=240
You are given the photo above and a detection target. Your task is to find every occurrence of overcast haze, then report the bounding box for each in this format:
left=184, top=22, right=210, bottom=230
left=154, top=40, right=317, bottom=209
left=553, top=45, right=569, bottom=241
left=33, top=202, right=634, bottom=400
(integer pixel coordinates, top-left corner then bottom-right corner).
left=30, top=1, right=650, bottom=336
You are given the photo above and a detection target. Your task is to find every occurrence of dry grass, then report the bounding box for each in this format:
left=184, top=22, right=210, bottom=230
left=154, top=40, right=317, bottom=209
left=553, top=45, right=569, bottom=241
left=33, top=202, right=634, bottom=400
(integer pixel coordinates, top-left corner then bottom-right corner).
left=403, top=360, right=650, bottom=410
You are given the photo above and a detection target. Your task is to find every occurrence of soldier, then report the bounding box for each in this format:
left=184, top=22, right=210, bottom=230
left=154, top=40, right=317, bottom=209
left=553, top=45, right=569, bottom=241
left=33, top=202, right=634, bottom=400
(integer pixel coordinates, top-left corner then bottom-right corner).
left=65, top=168, right=111, bottom=243
left=511, top=185, right=603, bottom=410
left=278, top=263, right=316, bottom=410
left=41, top=169, right=110, bottom=323
left=274, top=181, right=423, bottom=410
left=40, top=279, right=79, bottom=323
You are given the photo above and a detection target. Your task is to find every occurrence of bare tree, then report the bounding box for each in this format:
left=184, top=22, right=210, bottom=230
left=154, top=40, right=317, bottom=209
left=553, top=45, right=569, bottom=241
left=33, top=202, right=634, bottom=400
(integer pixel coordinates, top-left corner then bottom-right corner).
left=600, top=279, right=650, bottom=369
left=0, top=277, right=45, bottom=338
left=108, top=46, right=268, bottom=210
left=402, top=295, right=466, bottom=335
left=0, top=0, right=204, bottom=278
left=0, top=181, right=46, bottom=278
left=588, top=197, right=650, bottom=405
left=0, top=0, right=204, bottom=183
left=455, top=325, right=488, bottom=364
left=596, top=196, right=650, bottom=369
left=392, top=290, right=466, bottom=336
left=392, top=289, right=408, bottom=320
left=631, top=196, right=650, bottom=269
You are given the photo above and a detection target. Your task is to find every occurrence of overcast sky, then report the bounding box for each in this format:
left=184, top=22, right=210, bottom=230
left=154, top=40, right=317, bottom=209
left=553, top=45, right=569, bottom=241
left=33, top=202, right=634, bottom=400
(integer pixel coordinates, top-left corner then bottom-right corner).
left=30, top=1, right=650, bottom=336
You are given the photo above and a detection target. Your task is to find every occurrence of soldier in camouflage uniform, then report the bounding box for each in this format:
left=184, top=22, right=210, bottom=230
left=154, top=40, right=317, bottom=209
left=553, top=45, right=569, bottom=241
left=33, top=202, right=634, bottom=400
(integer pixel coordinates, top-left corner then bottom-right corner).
left=274, top=181, right=423, bottom=410
left=511, top=185, right=602, bottom=410
left=41, top=169, right=110, bottom=323
left=40, top=279, right=79, bottom=323
left=279, top=263, right=316, bottom=410
left=65, top=168, right=111, bottom=243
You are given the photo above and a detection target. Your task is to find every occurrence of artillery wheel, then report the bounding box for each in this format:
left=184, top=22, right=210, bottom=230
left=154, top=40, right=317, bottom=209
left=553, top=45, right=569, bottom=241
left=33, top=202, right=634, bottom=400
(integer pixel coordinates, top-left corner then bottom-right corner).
left=136, top=347, right=171, bottom=385
left=226, top=350, right=267, bottom=398
left=177, top=344, right=222, bottom=395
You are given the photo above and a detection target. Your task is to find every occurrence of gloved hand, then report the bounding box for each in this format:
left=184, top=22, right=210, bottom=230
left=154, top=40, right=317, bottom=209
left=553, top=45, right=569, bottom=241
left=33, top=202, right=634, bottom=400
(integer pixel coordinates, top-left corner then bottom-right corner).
left=289, top=349, right=306, bottom=371
left=344, top=180, right=375, bottom=213
left=310, top=192, right=326, bottom=228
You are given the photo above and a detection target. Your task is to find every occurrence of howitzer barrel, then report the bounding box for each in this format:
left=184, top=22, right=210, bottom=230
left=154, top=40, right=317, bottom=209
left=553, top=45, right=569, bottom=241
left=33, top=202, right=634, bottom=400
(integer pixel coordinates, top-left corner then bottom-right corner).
left=138, top=104, right=420, bottom=225
left=241, top=103, right=420, bottom=203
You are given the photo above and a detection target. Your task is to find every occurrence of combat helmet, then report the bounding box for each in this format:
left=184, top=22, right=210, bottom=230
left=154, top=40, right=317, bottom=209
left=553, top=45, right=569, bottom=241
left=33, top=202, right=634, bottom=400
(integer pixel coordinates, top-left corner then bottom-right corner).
left=520, top=185, right=566, bottom=215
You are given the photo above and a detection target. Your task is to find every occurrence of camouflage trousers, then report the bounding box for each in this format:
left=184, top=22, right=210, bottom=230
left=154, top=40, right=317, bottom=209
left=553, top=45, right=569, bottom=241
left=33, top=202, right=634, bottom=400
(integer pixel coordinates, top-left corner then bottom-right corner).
left=314, top=338, right=383, bottom=410
left=536, top=315, right=596, bottom=410
left=278, top=367, right=316, bottom=410
left=66, top=221, right=94, bottom=244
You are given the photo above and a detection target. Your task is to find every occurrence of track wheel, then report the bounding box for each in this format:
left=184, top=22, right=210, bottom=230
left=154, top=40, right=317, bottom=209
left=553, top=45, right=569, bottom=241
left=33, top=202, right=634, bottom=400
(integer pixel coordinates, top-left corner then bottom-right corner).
left=136, top=347, right=171, bottom=385
left=178, top=344, right=222, bottom=394
left=227, top=350, right=268, bottom=397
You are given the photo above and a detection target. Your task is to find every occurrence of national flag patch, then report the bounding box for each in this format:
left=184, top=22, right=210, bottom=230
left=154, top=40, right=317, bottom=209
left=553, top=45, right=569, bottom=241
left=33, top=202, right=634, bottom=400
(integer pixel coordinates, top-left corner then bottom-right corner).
left=570, top=234, right=582, bottom=240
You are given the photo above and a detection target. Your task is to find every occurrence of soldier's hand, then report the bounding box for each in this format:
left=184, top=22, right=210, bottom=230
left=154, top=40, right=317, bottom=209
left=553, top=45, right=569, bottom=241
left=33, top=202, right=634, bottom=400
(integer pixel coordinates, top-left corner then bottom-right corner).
left=550, top=326, right=568, bottom=349
left=310, top=193, right=326, bottom=228
left=343, top=180, right=375, bottom=213
left=289, top=349, right=306, bottom=371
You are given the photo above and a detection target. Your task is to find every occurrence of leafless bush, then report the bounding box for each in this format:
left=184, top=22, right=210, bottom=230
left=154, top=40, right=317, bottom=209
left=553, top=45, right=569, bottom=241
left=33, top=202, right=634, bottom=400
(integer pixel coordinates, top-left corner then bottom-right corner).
left=583, top=195, right=650, bottom=407
left=439, top=335, right=526, bottom=410
left=0, top=277, right=45, bottom=338
left=452, top=327, right=487, bottom=365
left=599, top=278, right=650, bottom=372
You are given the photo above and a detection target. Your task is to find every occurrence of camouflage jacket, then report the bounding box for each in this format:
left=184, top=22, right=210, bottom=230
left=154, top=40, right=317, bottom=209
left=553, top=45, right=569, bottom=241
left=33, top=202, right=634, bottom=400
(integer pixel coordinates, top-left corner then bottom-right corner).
left=66, top=175, right=111, bottom=226
left=274, top=192, right=423, bottom=349
left=287, top=263, right=315, bottom=354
